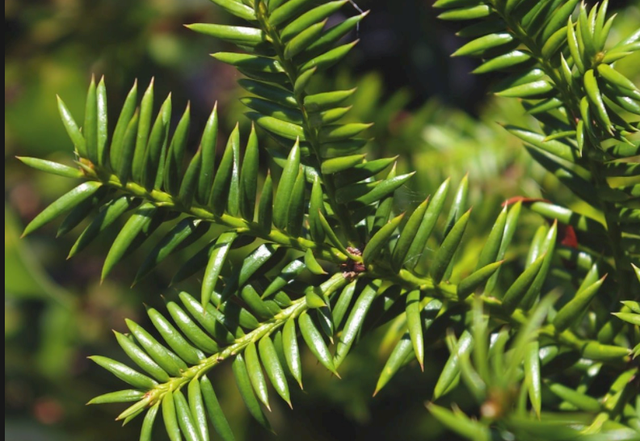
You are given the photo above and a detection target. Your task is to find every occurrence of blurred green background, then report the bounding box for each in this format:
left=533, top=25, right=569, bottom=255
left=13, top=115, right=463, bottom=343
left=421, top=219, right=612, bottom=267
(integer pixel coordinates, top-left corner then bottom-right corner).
left=5, top=0, right=639, bottom=440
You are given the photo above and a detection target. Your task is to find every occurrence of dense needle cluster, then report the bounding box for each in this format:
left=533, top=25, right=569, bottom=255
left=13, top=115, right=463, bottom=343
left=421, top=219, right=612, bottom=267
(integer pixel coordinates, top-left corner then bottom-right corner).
left=19, top=0, right=639, bottom=440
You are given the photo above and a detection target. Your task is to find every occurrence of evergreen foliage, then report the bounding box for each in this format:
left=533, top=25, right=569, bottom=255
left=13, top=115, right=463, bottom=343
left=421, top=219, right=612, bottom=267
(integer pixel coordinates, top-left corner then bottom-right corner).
left=19, top=0, right=639, bottom=439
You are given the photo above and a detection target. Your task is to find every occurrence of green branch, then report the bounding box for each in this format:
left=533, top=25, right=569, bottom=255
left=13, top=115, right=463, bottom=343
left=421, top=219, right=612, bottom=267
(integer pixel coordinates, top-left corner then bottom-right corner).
left=253, top=3, right=364, bottom=245
left=87, top=169, right=351, bottom=264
